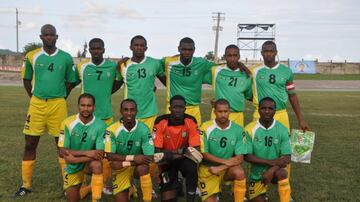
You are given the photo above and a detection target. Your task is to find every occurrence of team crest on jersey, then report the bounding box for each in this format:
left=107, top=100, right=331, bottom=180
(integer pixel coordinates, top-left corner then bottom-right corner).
left=273, top=138, right=279, bottom=144
left=181, top=131, right=187, bottom=138
left=135, top=141, right=140, bottom=146
left=194, top=70, right=198, bottom=75
left=58, top=65, right=62, bottom=70
left=107, top=72, right=111, bottom=77
left=91, top=135, right=96, bottom=141
left=231, top=140, right=235, bottom=145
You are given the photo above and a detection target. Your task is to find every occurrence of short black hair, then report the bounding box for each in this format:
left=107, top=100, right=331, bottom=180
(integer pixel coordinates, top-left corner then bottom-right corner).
left=40, top=24, right=56, bottom=34
left=78, top=93, right=95, bottom=105
left=170, top=95, right=186, bottom=106
left=120, top=99, right=137, bottom=110
left=179, top=37, right=195, bottom=46
left=130, top=35, right=147, bottom=46
left=262, top=40, right=277, bottom=51
left=89, top=38, right=104, bottom=47
left=259, top=97, right=276, bottom=109
left=225, top=44, right=239, bottom=53
left=214, top=98, right=230, bottom=109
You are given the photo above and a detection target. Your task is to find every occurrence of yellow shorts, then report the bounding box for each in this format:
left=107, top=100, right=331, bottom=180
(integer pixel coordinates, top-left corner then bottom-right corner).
left=23, top=96, right=67, bottom=136
left=138, top=115, right=157, bottom=131
left=198, top=165, right=228, bottom=201
left=248, top=180, right=268, bottom=200
left=112, top=166, right=135, bottom=195
left=252, top=109, right=289, bottom=131
left=166, top=104, right=202, bottom=125
left=211, top=111, right=244, bottom=127
left=102, top=117, right=114, bottom=126
left=63, top=169, right=85, bottom=190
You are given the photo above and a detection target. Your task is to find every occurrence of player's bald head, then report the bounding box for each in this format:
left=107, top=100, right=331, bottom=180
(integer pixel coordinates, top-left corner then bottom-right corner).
left=41, top=24, right=56, bottom=34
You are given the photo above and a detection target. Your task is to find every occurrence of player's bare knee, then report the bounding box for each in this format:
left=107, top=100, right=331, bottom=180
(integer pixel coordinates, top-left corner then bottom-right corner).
left=231, top=166, right=245, bottom=180
left=89, top=160, right=102, bottom=174
left=275, top=168, right=288, bottom=180
left=136, top=164, right=149, bottom=176
left=24, top=141, right=37, bottom=153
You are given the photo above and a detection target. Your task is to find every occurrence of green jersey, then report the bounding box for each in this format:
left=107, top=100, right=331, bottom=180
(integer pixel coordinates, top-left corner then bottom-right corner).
left=200, top=120, right=249, bottom=166
left=251, top=63, right=295, bottom=110
left=162, top=56, right=213, bottom=105
left=120, top=57, right=164, bottom=118
left=21, top=48, right=77, bottom=99
left=105, top=120, right=154, bottom=156
left=77, top=59, right=119, bottom=119
left=203, top=64, right=252, bottom=112
left=245, top=120, right=291, bottom=181
left=58, top=114, right=107, bottom=174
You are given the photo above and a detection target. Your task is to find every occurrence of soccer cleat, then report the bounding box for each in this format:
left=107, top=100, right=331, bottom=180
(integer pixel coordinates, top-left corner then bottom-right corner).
left=14, top=187, right=32, bottom=197
left=102, top=187, right=112, bottom=195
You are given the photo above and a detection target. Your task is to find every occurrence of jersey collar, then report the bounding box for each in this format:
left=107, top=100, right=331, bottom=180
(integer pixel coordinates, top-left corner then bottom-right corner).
left=213, top=119, right=232, bottom=131
left=42, top=48, right=59, bottom=57
left=131, top=56, right=147, bottom=64
left=179, top=56, right=193, bottom=67
left=225, top=65, right=240, bottom=72
left=91, top=59, right=105, bottom=67
left=257, top=119, right=276, bottom=130
left=121, top=120, right=138, bottom=133
left=264, top=63, right=280, bottom=70
left=76, top=114, right=96, bottom=126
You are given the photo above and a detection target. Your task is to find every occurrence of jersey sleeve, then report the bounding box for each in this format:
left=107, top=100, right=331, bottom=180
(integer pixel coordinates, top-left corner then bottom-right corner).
left=244, top=78, right=253, bottom=100
left=187, top=119, right=201, bottom=147
left=202, top=66, right=213, bottom=85
left=156, top=58, right=165, bottom=77
left=280, top=130, right=292, bottom=155
left=286, top=69, right=296, bottom=95
left=153, top=121, right=165, bottom=149
left=95, top=123, right=107, bottom=150
left=141, top=127, right=155, bottom=155
left=21, top=56, right=33, bottom=80
left=58, top=121, right=70, bottom=148
left=65, top=55, right=77, bottom=83
left=118, top=63, right=125, bottom=82
left=245, top=127, right=254, bottom=154
left=199, top=125, right=208, bottom=153
left=235, top=130, right=249, bottom=155
left=203, top=59, right=215, bottom=74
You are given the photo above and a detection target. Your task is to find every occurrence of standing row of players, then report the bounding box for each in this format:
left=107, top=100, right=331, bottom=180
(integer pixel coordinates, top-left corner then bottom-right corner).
left=15, top=23, right=310, bottom=201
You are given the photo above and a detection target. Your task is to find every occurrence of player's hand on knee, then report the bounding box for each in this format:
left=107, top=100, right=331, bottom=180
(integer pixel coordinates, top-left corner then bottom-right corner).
left=134, top=155, right=152, bottom=165
left=261, top=169, right=275, bottom=185
left=109, top=161, right=123, bottom=169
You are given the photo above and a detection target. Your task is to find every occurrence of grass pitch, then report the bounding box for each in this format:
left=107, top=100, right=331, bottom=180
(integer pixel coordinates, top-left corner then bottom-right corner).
left=0, top=86, right=359, bottom=202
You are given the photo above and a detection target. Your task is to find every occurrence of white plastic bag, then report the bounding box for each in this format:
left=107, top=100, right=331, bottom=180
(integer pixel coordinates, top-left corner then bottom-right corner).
left=290, top=129, right=315, bottom=164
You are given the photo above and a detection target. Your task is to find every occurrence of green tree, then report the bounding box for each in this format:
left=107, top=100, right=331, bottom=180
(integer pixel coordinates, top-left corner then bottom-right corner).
left=205, top=51, right=215, bottom=61
left=23, top=42, right=42, bottom=55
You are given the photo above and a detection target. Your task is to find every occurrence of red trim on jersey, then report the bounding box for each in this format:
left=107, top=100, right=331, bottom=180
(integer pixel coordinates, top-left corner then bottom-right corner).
left=286, top=81, right=295, bottom=91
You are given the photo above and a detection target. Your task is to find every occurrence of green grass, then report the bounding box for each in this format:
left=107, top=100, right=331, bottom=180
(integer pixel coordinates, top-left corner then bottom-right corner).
left=294, top=74, right=360, bottom=80
left=0, top=87, right=359, bottom=201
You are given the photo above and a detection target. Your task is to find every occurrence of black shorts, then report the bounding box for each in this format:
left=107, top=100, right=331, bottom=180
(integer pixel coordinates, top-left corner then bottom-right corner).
left=158, top=157, right=198, bottom=193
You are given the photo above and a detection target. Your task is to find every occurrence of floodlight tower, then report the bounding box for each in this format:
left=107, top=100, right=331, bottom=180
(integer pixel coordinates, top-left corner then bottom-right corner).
left=237, top=24, right=276, bottom=59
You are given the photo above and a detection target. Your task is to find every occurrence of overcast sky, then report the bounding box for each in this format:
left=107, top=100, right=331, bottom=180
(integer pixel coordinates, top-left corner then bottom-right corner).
left=1, top=0, right=359, bottom=62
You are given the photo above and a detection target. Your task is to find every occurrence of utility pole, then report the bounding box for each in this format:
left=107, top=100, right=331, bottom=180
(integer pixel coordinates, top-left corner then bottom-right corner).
left=212, top=12, right=225, bottom=62
left=16, top=8, right=19, bottom=53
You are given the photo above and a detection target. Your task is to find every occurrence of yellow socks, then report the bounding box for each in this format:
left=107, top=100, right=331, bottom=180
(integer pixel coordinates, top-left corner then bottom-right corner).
left=91, top=174, right=103, bottom=201
left=21, top=160, right=35, bottom=189
left=278, top=178, right=291, bottom=202
left=233, top=179, right=246, bottom=202
left=140, top=174, right=152, bottom=202
left=58, top=157, right=66, bottom=178
left=102, top=159, right=111, bottom=182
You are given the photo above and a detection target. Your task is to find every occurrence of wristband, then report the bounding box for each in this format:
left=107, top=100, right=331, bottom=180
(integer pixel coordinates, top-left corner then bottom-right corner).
left=125, top=155, right=135, bottom=161
left=122, top=161, right=131, bottom=167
